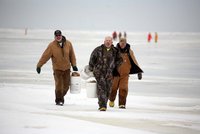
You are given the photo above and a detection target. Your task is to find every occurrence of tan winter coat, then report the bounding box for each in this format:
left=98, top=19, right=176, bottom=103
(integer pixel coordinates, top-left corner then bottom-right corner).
left=37, top=39, right=77, bottom=71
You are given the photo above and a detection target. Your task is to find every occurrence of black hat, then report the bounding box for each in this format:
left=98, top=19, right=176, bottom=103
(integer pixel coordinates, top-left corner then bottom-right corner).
left=54, top=30, right=62, bottom=36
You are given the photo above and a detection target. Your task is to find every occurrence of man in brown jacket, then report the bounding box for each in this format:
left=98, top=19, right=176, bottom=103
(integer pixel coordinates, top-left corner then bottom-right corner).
left=109, top=38, right=143, bottom=109
left=36, top=30, right=78, bottom=106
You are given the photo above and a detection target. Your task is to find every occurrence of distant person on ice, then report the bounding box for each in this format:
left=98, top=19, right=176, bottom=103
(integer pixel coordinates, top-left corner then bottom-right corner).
left=112, top=31, right=117, bottom=40
left=36, top=30, right=78, bottom=106
left=124, top=31, right=127, bottom=39
left=109, top=38, right=143, bottom=109
left=118, top=32, right=122, bottom=40
left=88, top=36, right=122, bottom=111
left=147, top=32, right=152, bottom=43
left=155, top=32, right=158, bottom=43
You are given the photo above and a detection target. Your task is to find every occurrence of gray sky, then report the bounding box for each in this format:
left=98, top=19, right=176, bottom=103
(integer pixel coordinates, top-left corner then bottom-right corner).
left=0, top=0, right=200, bottom=32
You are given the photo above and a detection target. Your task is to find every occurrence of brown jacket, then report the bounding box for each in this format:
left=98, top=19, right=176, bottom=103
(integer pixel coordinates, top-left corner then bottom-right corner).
left=116, top=43, right=143, bottom=75
left=37, top=39, right=77, bottom=71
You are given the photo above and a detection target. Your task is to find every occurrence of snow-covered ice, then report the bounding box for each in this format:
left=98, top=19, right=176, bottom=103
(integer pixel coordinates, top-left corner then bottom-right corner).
left=0, top=29, right=200, bottom=134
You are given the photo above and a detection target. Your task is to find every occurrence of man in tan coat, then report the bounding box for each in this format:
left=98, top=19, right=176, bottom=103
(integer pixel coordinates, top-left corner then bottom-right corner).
left=36, top=30, right=78, bottom=106
left=109, top=38, right=143, bottom=109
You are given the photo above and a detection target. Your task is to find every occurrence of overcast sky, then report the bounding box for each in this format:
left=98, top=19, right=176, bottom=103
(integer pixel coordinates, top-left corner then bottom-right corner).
left=0, top=0, right=200, bottom=32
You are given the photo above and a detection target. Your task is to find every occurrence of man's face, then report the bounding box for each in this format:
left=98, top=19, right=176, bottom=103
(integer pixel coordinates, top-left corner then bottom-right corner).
left=119, top=41, right=126, bottom=49
left=104, top=37, right=113, bottom=48
left=55, top=35, right=62, bottom=42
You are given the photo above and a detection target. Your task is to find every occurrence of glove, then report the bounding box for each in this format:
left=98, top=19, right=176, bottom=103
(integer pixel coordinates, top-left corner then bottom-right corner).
left=72, top=66, right=78, bottom=71
left=138, top=73, right=142, bottom=80
left=36, top=67, right=41, bottom=74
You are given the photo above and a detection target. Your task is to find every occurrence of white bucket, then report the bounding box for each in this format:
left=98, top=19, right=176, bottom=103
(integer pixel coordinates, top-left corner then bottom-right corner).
left=86, top=81, right=97, bottom=98
left=80, top=65, right=94, bottom=80
left=80, top=69, right=90, bottom=80
left=70, top=75, right=81, bottom=94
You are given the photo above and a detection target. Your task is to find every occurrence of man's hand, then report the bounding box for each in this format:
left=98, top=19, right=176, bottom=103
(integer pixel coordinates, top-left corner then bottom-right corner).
left=138, top=73, right=142, bottom=80
left=36, top=67, right=41, bottom=74
left=72, top=66, right=78, bottom=71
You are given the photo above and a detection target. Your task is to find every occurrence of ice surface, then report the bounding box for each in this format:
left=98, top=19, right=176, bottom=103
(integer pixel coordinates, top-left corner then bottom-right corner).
left=0, top=29, right=200, bottom=134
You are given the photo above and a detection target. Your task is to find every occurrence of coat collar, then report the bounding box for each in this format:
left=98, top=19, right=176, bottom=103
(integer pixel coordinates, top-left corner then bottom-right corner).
left=116, top=43, right=130, bottom=53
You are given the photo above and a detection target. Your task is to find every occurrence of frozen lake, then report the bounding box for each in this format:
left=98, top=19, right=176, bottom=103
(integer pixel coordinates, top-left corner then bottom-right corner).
left=0, top=29, right=200, bottom=98
left=0, top=29, right=200, bottom=134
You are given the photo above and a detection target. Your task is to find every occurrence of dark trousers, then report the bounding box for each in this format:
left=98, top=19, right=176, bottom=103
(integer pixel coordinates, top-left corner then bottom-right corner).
left=53, top=69, right=70, bottom=104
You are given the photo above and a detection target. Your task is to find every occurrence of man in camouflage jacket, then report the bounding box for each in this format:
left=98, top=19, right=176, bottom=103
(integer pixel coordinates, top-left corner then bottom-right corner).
left=89, top=36, right=122, bottom=111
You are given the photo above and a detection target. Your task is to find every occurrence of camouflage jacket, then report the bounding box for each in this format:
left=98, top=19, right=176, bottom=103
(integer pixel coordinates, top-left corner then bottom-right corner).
left=89, top=44, right=122, bottom=78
